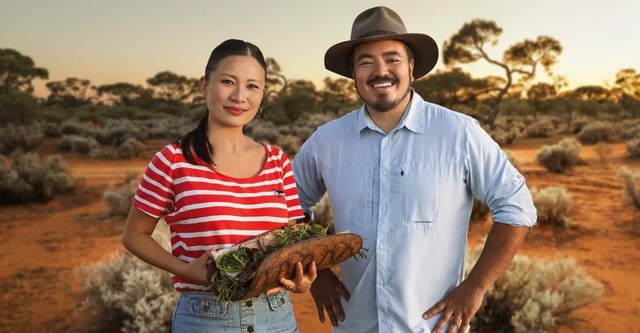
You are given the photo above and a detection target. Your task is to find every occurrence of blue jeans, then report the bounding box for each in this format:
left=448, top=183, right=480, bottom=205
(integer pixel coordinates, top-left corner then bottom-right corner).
left=172, top=291, right=298, bottom=333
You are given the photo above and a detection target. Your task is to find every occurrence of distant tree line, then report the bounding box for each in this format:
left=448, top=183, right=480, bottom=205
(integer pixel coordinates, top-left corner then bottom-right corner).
left=1, top=19, right=638, bottom=131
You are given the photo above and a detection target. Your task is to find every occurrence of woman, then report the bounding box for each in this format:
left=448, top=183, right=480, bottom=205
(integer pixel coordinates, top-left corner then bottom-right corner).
left=122, top=39, right=316, bottom=333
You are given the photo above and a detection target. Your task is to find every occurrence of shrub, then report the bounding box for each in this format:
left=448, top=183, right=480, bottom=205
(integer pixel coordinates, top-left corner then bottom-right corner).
left=79, top=221, right=176, bottom=333
left=536, top=138, right=581, bottom=174
left=468, top=250, right=603, bottom=333
left=627, top=138, right=640, bottom=158
left=489, top=129, right=518, bottom=146
left=312, top=194, right=335, bottom=234
left=530, top=186, right=572, bottom=227
left=117, top=138, right=145, bottom=159
left=60, top=120, right=88, bottom=135
left=505, top=150, right=521, bottom=171
left=0, top=153, right=75, bottom=205
left=276, top=135, right=302, bottom=157
left=248, top=120, right=279, bottom=144
left=618, top=167, right=640, bottom=210
left=577, top=121, right=614, bottom=145
left=526, top=119, right=555, bottom=138
left=103, top=173, right=138, bottom=216
left=59, top=135, right=100, bottom=155
left=620, top=124, right=640, bottom=140
left=0, top=124, right=44, bottom=154
left=593, top=143, right=613, bottom=166
left=570, top=118, right=590, bottom=134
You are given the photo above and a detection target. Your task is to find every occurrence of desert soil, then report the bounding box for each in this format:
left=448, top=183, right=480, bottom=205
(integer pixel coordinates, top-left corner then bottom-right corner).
left=0, top=138, right=638, bottom=333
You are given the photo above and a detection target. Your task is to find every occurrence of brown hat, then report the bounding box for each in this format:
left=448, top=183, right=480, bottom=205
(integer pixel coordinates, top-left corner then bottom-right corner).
left=324, top=6, right=439, bottom=79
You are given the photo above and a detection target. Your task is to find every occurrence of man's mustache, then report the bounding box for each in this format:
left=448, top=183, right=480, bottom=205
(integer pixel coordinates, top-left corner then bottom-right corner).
left=367, top=75, right=398, bottom=85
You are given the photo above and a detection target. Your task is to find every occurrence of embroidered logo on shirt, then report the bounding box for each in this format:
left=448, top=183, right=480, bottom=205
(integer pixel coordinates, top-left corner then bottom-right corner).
left=413, top=220, right=434, bottom=224
left=273, top=190, right=285, bottom=197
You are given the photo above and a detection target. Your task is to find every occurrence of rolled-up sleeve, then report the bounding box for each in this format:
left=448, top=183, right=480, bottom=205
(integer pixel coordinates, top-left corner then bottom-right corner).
left=464, top=120, right=537, bottom=228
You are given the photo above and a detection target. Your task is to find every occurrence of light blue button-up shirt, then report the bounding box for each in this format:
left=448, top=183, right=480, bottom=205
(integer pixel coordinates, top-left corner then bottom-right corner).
left=292, top=91, right=537, bottom=333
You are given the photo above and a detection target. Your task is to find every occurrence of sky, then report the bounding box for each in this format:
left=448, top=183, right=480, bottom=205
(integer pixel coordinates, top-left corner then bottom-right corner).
left=1, top=0, right=638, bottom=97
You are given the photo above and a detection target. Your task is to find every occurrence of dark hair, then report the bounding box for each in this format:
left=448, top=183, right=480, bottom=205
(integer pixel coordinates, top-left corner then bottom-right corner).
left=178, top=39, right=267, bottom=166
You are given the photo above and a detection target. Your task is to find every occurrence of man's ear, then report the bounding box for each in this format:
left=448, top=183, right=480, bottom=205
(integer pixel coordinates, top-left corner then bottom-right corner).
left=409, top=59, right=415, bottom=83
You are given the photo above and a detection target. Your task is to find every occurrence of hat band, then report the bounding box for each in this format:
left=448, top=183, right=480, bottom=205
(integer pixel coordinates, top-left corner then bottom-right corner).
left=356, top=30, right=399, bottom=39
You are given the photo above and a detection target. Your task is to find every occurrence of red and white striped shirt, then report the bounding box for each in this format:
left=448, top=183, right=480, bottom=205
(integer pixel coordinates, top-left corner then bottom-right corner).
left=133, top=143, right=304, bottom=291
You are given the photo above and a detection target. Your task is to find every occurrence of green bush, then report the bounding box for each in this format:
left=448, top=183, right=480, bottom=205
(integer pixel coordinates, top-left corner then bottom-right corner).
left=0, top=153, right=75, bottom=205
left=531, top=186, right=572, bottom=227
left=468, top=250, right=603, bottom=333
left=536, top=138, right=581, bottom=174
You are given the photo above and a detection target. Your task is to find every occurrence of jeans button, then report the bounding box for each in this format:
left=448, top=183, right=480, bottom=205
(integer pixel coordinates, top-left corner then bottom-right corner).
left=246, top=300, right=253, bottom=307
left=247, top=326, right=254, bottom=332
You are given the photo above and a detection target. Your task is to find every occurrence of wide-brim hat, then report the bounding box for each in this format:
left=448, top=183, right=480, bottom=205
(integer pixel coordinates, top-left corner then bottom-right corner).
left=324, top=6, right=439, bottom=79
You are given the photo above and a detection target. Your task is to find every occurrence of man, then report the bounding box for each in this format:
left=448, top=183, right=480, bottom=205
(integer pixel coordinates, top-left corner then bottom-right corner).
left=292, top=6, right=536, bottom=333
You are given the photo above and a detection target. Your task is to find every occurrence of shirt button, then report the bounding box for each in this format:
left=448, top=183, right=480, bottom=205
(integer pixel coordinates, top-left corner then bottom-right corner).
left=247, top=326, right=254, bottom=332
left=245, top=300, right=253, bottom=307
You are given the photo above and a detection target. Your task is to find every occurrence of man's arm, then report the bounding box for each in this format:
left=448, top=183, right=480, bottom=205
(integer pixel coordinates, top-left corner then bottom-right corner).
left=422, top=222, right=529, bottom=333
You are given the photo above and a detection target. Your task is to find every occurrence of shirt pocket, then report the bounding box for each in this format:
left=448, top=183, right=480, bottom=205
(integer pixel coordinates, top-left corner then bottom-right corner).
left=400, top=162, right=440, bottom=226
left=323, top=166, right=374, bottom=234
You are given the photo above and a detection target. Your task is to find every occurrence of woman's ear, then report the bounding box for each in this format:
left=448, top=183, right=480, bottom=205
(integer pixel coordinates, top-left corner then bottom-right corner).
left=199, top=76, right=208, bottom=95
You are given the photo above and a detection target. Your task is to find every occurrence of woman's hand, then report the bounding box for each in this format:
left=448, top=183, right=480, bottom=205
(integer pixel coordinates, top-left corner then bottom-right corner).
left=267, top=261, right=317, bottom=294
left=180, top=251, right=217, bottom=286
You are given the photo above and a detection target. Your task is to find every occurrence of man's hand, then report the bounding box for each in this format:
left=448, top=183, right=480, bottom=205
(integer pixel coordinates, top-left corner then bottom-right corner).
left=422, top=281, right=483, bottom=333
left=310, top=268, right=351, bottom=326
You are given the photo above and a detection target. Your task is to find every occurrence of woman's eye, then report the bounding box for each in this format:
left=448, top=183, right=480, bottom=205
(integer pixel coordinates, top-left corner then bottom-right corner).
left=248, top=84, right=260, bottom=90
left=221, top=79, right=234, bottom=85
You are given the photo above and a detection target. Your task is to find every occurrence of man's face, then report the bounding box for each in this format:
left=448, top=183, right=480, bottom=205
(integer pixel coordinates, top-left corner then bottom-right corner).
left=351, top=39, right=414, bottom=113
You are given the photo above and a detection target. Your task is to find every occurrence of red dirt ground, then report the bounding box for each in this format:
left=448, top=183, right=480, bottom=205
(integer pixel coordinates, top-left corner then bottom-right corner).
left=0, top=138, right=638, bottom=333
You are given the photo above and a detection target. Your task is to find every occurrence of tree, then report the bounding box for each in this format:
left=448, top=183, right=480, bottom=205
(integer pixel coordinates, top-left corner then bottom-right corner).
left=96, top=82, right=152, bottom=107
left=281, top=80, right=320, bottom=124
left=413, top=68, right=497, bottom=109
left=527, top=82, right=556, bottom=118
left=615, top=68, right=640, bottom=99
left=443, top=19, right=562, bottom=127
left=0, top=48, right=49, bottom=94
left=265, top=58, right=287, bottom=101
left=572, top=85, right=611, bottom=102
left=45, top=77, right=94, bottom=108
left=146, top=71, right=199, bottom=104
left=320, top=77, right=359, bottom=116
left=613, top=68, right=640, bottom=116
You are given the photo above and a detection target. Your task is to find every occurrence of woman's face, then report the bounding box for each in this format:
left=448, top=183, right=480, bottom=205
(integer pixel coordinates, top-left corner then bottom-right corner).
left=199, top=55, right=265, bottom=129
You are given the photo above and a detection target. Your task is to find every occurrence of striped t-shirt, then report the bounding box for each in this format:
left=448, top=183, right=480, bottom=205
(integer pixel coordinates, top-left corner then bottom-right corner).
left=133, top=143, right=304, bottom=291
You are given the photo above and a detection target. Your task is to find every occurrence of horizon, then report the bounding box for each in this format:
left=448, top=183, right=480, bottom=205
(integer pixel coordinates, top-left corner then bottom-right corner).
left=1, top=0, right=638, bottom=98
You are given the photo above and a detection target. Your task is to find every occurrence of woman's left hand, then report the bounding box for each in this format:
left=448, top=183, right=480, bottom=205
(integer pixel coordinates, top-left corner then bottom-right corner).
left=267, top=261, right=318, bottom=294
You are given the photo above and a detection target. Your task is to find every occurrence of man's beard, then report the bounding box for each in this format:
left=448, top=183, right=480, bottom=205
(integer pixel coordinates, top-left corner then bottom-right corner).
left=356, top=74, right=412, bottom=112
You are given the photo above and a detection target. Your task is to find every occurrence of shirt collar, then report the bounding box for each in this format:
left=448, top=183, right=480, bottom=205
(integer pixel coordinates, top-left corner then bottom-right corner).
left=356, top=90, right=425, bottom=135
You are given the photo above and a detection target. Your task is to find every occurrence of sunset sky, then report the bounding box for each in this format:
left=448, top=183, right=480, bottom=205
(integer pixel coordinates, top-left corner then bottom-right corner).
left=1, top=0, right=638, bottom=97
